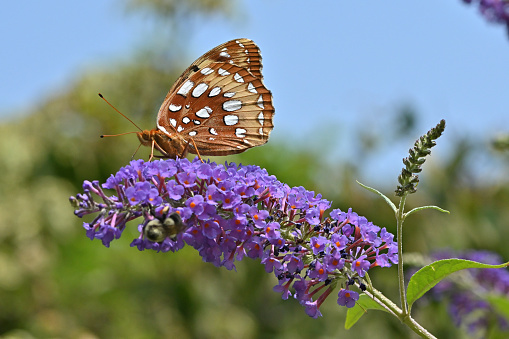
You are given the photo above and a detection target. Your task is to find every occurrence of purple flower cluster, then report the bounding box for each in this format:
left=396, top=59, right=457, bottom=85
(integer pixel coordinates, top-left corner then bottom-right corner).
left=462, top=0, right=509, bottom=33
left=70, top=158, right=398, bottom=318
left=423, top=250, right=509, bottom=335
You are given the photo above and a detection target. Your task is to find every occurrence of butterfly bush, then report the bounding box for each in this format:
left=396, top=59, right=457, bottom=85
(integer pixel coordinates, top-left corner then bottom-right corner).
left=70, top=158, right=398, bottom=318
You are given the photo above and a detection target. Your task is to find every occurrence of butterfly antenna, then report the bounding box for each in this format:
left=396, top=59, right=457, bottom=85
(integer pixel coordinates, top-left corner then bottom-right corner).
left=100, top=131, right=139, bottom=138
left=98, top=93, right=143, bottom=132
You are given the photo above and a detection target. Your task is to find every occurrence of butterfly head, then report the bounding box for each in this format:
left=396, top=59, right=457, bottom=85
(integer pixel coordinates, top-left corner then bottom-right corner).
left=136, top=129, right=155, bottom=146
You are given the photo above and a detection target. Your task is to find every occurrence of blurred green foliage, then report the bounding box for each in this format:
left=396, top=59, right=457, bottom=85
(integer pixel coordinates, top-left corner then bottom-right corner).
left=1, top=1, right=509, bottom=338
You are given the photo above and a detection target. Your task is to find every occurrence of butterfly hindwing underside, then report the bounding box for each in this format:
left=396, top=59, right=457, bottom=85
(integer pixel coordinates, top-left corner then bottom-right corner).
left=137, top=38, right=274, bottom=159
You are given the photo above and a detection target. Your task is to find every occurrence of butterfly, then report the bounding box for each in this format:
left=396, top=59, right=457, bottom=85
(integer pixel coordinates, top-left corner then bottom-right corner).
left=125, top=38, right=275, bottom=161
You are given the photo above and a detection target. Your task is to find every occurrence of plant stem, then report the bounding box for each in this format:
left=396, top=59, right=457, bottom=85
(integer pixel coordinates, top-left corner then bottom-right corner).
left=397, top=193, right=408, bottom=316
left=366, top=286, right=437, bottom=338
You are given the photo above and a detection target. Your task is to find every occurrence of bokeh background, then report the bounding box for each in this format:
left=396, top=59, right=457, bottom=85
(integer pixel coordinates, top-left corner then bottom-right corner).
left=1, top=0, right=508, bottom=338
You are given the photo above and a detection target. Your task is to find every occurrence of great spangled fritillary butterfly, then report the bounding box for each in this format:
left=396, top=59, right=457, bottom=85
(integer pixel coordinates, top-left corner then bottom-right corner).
left=136, top=38, right=274, bottom=160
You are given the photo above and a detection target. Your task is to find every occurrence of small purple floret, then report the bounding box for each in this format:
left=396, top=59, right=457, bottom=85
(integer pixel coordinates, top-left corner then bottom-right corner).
left=337, top=289, right=360, bottom=308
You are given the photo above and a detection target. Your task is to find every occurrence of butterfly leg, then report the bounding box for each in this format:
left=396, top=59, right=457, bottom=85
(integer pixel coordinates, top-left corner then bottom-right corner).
left=183, top=138, right=204, bottom=163
left=148, top=139, right=156, bottom=162
left=131, top=143, right=143, bottom=160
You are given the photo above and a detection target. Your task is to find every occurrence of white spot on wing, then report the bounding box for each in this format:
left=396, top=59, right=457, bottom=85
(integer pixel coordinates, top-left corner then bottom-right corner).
left=169, top=104, right=182, bottom=112
left=259, top=127, right=263, bottom=135
left=209, top=128, right=218, bottom=135
left=220, top=51, right=231, bottom=58
left=192, top=83, right=209, bottom=98
left=177, top=80, right=194, bottom=96
left=238, top=42, right=245, bottom=48
left=223, top=92, right=235, bottom=98
left=247, top=83, right=257, bottom=94
left=196, top=106, right=212, bottom=118
left=218, top=68, right=230, bottom=76
left=209, top=87, right=221, bottom=97
left=236, top=128, right=247, bottom=138
left=193, top=120, right=200, bottom=125
left=234, top=73, right=244, bottom=83
left=224, top=115, right=239, bottom=126
left=157, top=123, right=171, bottom=137
left=257, top=95, right=264, bottom=109
left=257, top=112, right=264, bottom=126
left=182, top=117, right=190, bottom=124
left=170, top=118, right=177, bottom=127
left=201, top=67, right=214, bottom=75
left=189, top=131, right=197, bottom=137
left=177, top=126, right=184, bottom=132
left=223, top=100, right=242, bottom=112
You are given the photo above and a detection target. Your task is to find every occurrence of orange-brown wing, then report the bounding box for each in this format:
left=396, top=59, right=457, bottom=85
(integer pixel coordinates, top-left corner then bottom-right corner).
left=157, top=62, right=274, bottom=155
left=156, top=39, right=274, bottom=156
left=198, top=38, right=264, bottom=80
left=166, top=38, right=265, bottom=95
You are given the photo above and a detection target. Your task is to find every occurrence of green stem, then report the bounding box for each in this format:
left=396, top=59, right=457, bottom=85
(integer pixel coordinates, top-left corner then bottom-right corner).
left=366, top=286, right=437, bottom=338
left=397, top=193, right=408, bottom=316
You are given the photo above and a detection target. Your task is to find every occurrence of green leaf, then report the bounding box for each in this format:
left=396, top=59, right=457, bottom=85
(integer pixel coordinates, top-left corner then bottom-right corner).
left=407, top=259, right=508, bottom=310
left=356, top=181, right=397, bottom=214
left=345, top=294, right=389, bottom=329
left=486, top=294, right=509, bottom=321
left=404, top=205, right=449, bottom=219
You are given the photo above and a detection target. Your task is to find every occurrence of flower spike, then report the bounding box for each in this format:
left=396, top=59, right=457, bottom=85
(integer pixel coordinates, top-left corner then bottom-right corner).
left=71, top=158, right=397, bottom=317
left=396, top=119, right=446, bottom=196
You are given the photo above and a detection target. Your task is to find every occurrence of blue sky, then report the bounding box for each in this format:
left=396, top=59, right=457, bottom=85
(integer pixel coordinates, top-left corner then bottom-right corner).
left=2, top=1, right=508, bottom=182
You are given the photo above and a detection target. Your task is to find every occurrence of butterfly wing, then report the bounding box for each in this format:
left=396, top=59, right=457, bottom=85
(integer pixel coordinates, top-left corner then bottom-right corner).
left=167, top=38, right=265, bottom=94
left=156, top=39, right=274, bottom=156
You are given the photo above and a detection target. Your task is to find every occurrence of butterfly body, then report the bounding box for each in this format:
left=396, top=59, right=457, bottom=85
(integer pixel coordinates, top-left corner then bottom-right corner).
left=138, top=39, right=274, bottom=160
left=137, top=129, right=189, bottom=159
